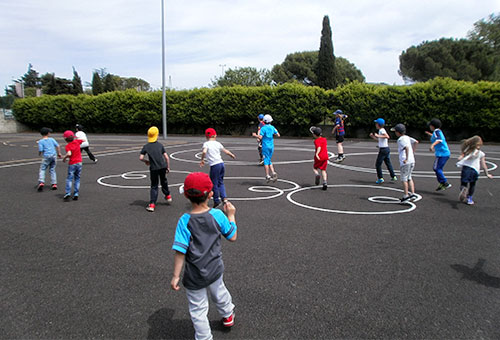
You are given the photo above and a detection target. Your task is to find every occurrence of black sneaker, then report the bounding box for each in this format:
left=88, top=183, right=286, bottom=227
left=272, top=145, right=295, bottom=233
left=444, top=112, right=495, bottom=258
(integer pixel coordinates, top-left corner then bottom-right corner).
left=37, top=183, right=44, bottom=191
left=322, top=183, right=328, bottom=191
left=400, top=195, right=411, bottom=204
left=63, top=194, right=71, bottom=200
left=409, top=193, right=418, bottom=201
left=315, top=175, right=320, bottom=186
left=72, top=196, right=79, bottom=201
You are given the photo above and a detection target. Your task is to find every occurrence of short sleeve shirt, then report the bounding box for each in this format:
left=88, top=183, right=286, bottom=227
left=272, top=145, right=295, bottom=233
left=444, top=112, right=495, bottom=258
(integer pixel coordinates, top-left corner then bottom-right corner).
left=38, top=138, right=59, bottom=157
left=140, top=142, right=167, bottom=170
left=172, top=209, right=237, bottom=290
left=202, top=140, right=224, bottom=166
left=75, top=131, right=89, bottom=148
left=335, top=117, right=345, bottom=136
left=430, top=129, right=450, bottom=157
left=458, top=150, right=485, bottom=174
left=65, top=140, right=83, bottom=164
left=259, top=124, right=278, bottom=150
left=314, top=137, right=329, bottom=160
left=378, top=128, right=389, bottom=148
left=397, top=135, right=416, bottom=166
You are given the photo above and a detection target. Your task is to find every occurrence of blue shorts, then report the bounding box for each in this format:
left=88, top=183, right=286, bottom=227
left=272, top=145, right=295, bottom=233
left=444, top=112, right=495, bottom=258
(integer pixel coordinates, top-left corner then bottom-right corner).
left=262, top=147, right=274, bottom=165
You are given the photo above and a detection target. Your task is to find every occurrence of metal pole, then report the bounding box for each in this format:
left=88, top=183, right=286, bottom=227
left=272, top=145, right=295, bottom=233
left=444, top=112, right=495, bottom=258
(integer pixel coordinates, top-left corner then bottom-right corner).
left=161, top=0, right=167, bottom=139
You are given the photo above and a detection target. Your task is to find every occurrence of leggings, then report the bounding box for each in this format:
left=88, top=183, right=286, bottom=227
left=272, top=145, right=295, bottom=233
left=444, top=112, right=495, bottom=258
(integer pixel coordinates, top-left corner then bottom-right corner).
left=461, top=181, right=476, bottom=196
left=81, top=147, right=96, bottom=161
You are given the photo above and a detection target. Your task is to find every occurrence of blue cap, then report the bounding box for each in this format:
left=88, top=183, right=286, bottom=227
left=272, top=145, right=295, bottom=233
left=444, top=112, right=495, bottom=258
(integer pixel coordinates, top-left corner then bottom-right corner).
left=334, top=109, right=343, bottom=115
left=374, top=118, right=385, bottom=126
left=258, top=114, right=264, bottom=120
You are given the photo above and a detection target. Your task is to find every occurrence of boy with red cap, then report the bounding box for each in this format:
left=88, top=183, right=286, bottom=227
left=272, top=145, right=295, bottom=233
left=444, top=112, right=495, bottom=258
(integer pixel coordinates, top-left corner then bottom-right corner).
left=199, top=128, right=236, bottom=208
left=139, top=126, right=172, bottom=212
left=171, top=172, right=238, bottom=340
left=62, top=130, right=83, bottom=200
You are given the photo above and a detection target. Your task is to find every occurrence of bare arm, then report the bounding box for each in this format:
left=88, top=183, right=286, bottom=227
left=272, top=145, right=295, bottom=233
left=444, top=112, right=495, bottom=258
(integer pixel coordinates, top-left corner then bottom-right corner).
left=62, top=150, right=72, bottom=163
left=315, top=146, right=321, bottom=160
left=222, top=148, right=236, bottom=159
left=199, top=147, right=208, bottom=167
left=171, top=252, right=185, bottom=291
left=139, top=154, right=150, bottom=166
left=275, top=132, right=280, bottom=138
left=223, top=202, right=237, bottom=242
left=481, top=156, right=493, bottom=178
left=163, top=152, right=170, bottom=171
left=56, top=146, right=62, bottom=158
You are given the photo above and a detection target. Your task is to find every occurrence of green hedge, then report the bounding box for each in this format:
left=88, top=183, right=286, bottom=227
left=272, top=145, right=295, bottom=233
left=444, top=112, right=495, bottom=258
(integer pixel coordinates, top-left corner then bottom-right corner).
left=12, top=78, right=500, bottom=141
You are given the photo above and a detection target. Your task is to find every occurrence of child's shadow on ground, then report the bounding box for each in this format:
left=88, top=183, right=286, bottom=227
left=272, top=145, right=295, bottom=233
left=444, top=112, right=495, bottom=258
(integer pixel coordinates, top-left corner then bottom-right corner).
left=451, top=258, right=500, bottom=288
left=130, top=200, right=149, bottom=207
left=147, top=308, right=231, bottom=339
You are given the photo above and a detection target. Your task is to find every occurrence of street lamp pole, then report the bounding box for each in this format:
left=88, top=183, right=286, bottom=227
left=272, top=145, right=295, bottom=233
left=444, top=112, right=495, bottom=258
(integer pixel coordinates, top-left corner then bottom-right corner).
left=161, top=0, right=167, bottom=139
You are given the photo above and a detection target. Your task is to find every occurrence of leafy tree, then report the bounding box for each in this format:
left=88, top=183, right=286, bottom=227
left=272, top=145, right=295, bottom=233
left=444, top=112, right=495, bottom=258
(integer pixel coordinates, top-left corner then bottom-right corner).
left=103, top=74, right=118, bottom=92
left=119, top=77, right=151, bottom=91
left=399, top=38, right=495, bottom=82
left=21, top=64, right=41, bottom=88
left=72, top=67, right=83, bottom=94
left=41, top=73, right=73, bottom=95
left=468, top=13, right=500, bottom=80
left=271, top=51, right=364, bottom=86
left=210, top=67, right=272, bottom=87
left=317, top=15, right=337, bottom=89
left=92, top=71, right=103, bottom=95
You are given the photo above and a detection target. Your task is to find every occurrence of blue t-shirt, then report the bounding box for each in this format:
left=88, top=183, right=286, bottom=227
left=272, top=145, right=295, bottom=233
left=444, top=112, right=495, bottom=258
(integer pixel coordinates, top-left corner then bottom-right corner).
left=38, top=138, right=59, bottom=157
left=335, top=117, right=345, bottom=136
left=172, top=209, right=237, bottom=290
left=431, top=129, right=450, bottom=157
left=259, top=124, right=278, bottom=150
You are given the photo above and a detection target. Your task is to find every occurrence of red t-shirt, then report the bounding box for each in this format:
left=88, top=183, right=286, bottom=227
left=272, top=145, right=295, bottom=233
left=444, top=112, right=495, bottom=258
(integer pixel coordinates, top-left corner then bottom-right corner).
left=314, top=137, right=328, bottom=160
left=66, top=140, right=83, bottom=164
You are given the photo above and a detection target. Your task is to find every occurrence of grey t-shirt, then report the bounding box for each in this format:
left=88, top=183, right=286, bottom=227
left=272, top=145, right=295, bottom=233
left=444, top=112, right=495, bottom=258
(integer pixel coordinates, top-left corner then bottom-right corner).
left=140, top=141, right=167, bottom=170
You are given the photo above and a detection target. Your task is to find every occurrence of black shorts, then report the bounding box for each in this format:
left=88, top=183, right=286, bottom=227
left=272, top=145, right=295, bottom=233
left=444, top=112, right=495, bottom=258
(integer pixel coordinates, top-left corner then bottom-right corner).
left=336, top=135, right=345, bottom=143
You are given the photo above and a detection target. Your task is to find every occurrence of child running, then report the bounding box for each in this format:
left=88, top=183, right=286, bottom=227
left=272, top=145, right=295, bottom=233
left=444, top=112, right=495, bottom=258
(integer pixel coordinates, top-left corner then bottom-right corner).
left=258, top=114, right=280, bottom=182
left=310, top=126, right=329, bottom=190
left=75, top=124, right=97, bottom=163
left=37, top=127, right=62, bottom=191
left=425, top=118, right=452, bottom=191
left=62, top=130, right=83, bottom=200
left=251, top=114, right=265, bottom=165
left=171, top=172, right=237, bottom=340
left=456, top=136, right=493, bottom=205
left=332, top=109, right=346, bottom=162
left=391, top=124, right=419, bottom=203
left=370, top=118, right=397, bottom=184
left=139, top=126, right=172, bottom=212
left=200, top=128, right=236, bottom=208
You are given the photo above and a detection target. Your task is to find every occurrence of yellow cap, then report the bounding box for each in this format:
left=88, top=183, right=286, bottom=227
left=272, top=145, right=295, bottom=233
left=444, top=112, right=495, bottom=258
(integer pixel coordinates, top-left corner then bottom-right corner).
left=147, top=126, right=159, bottom=143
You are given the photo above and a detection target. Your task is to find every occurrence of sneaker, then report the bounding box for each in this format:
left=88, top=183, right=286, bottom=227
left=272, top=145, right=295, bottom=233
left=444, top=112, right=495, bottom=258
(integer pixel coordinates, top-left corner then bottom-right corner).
left=146, top=203, right=155, bottom=212
left=51, top=184, right=58, bottom=190
left=391, top=176, right=398, bottom=181
left=459, top=186, right=468, bottom=202
left=222, top=313, right=235, bottom=328
left=165, top=195, right=172, bottom=203
left=94, top=158, right=98, bottom=163
left=265, top=175, right=271, bottom=183
left=400, top=195, right=411, bottom=204
left=63, top=194, right=71, bottom=200
left=466, top=196, right=474, bottom=205
left=72, top=196, right=79, bottom=201
left=272, top=172, right=278, bottom=182
left=259, top=159, right=264, bottom=166
left=315, top=175, right=320, bottom=186
left=443, top=183, right=452, bottom=190
left=409, top=193, right=418, bottom=201
left=37, top=182, right=44, bottom=191
left=375, top=178, right=384, bottom=184
left=322, top=183, right=328, bottom=191
left=435, top=183, right=445, bottom=191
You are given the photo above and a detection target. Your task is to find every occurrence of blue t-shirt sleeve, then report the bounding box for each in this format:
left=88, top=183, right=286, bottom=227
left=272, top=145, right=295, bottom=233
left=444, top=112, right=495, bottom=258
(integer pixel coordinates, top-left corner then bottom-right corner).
left=273, top=127, right=278, bottom=135
left=210, top=209, right=237, bottom=240
left=52, top=138, right=59, bottom=148
left=172, top=214, right=192, bottom=254
left=38, top=140, right=44, bottom=152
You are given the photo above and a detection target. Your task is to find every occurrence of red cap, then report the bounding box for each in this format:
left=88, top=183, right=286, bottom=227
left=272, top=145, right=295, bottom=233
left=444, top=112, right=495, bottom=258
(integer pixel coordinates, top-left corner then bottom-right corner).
left=63, top=130, right=75, bottom=138
left=205, top=128, right=217, bottom=138
left=183, top=172, right=213, bottom=197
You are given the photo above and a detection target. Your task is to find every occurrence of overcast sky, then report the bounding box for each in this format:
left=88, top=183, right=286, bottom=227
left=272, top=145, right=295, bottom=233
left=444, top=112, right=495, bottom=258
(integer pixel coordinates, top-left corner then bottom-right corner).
left=1, top=0, right=499, bottom=92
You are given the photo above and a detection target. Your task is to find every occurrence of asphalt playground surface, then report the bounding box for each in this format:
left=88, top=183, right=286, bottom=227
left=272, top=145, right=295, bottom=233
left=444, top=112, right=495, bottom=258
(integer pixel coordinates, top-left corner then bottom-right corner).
left=1, top=132, right=499, bottom=339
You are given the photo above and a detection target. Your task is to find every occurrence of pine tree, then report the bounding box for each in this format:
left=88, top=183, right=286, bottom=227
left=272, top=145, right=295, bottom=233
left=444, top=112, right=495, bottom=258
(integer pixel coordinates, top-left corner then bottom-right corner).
left=103, top=74, right=116, bottom=92
left=72, top=67, right=83, bottom=94
left=91, top=71, right=103, bottom=95
left=317, top=15, right=337, bottom=89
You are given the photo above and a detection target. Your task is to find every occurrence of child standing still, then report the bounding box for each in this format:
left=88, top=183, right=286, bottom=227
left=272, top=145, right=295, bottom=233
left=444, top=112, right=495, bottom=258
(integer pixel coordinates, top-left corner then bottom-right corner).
left=426, top=118, right=452, bottom=191
left=332, top=109, right=346, bottom=162
left=200, top=128, right=236, bottom=208
left=391, top=124, right=419, bottom=203
left=140, top=126, right=172, bottom=212
left=37, top=127, right=62, bottom=191
left=62, top=130, right=83, bottom=200
left=258, top=114, right=280, bottom=182
left=457, top=136, right=493, bottom=205
left=251, top=114, right=265, bottom=165
left=171, top=172, right=237, bottom=340
left=75, top=124, right=97, bottom=163
left=310, top=126, right=329, bottom=190
left=370, top=118, right=397, bottom=184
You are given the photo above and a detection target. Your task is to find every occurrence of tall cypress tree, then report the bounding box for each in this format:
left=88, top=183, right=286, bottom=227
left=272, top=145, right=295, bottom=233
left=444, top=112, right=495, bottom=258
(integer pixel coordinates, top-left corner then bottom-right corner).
left=91, top=71, right=103, bottom=95
left=72, top=67, right=83, bottom=94
left=317, top=15, right=337, bottom=89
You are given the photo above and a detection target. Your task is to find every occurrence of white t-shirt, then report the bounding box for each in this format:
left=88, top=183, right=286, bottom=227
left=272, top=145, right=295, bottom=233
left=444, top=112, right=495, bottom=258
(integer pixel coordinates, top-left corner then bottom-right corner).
left=75, top=131, right=89, bottom=148
left=202, top=140, right=224, bottom=166
left=457, top=150, right=485, bottom=174
left=378, top=128, right=389, bottom=148
left=397, top=135, right=416, bottom=166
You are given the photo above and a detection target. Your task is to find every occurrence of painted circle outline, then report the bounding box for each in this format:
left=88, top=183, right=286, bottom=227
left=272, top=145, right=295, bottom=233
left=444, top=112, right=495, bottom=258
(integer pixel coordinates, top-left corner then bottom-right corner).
left=286, top=184, right=422, bottom=215
left=97, top=170, right=191, bottom=189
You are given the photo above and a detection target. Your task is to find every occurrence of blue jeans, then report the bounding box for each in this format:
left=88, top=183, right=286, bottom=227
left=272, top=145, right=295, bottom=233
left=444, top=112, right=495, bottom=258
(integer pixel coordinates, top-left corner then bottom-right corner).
left=39, top=156, right=57, bottom=184
left=65, top=163, right=82, bottom=196
left=210, top=163, right=227, bottom=204
left=433, top=156, right=450, bottom=184
left=375, top=147, right=396, bottom=179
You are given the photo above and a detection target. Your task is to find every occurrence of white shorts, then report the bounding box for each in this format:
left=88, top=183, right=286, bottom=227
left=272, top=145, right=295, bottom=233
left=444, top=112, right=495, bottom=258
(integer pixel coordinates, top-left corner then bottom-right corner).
left=400, top=163, right=415, bottom=182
